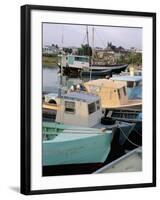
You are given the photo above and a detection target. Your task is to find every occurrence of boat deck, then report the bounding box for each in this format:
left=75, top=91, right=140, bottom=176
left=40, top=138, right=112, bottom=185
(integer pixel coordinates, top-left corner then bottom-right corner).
left=43, top=102, right=59, bottom=110
left=103, top=100, right=142, bottom=111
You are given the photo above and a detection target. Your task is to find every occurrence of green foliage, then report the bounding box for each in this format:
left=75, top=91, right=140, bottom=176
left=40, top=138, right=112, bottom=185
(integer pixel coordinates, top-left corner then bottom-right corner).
left=42, top=56, right=58, bottom=67
left=116, top=52, right=142, bottom=65
left=117, top=55, right=125, bottom=64
left=42, top=53, right=58, bottom=57
left=63, top=48, right=72, bottom=54
left=127, top=52, right=142, bottom=65
left=78, top=44, right=92, bottom=56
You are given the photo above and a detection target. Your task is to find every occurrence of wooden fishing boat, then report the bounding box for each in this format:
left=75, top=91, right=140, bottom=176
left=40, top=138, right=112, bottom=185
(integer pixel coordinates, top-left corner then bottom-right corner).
left=43, top=92, right=113, bottom=166
left=42, top=92, right=134, bottom=166
left=84, top=79, right=142, bottom=111
left=58, top=54, right=128, bottom=77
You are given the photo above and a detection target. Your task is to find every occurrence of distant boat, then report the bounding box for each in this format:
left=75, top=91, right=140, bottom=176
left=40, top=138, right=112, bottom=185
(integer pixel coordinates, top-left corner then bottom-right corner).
left=58, top=54, right=128, bottom=77
left=42, top=92, right=134, bottom=166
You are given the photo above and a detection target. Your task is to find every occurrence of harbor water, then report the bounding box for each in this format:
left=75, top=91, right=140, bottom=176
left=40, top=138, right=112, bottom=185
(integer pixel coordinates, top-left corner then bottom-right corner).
left=43, top=67, right=59, bottom=94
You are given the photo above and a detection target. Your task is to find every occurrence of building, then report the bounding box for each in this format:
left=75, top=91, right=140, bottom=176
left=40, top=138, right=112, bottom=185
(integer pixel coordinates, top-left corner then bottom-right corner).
left=43, top=44, right=59, bottom=55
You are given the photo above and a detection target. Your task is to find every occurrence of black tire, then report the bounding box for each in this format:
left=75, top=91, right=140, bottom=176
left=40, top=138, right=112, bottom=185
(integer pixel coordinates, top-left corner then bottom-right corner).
left=101, top=117, right=115, bottom=125
left=48, top=99, right=57, bottom=104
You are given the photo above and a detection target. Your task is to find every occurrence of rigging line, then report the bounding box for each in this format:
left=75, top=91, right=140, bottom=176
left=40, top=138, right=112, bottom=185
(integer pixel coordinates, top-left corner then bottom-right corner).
left=82, top=33, right=87, bottom=44
left=94, top=29, right=106, bottom=48
left=118, top=124, right=140, bottom=147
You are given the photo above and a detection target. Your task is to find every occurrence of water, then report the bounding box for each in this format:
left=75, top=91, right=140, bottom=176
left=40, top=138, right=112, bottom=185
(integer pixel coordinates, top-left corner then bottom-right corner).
left=43, top=66, right=85, bottom=95
left=43, top=67, right=59, bottom=94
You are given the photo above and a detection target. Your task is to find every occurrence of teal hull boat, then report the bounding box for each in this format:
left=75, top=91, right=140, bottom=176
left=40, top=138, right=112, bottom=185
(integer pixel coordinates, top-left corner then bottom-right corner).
left=43, top=122, right=112, bottom=166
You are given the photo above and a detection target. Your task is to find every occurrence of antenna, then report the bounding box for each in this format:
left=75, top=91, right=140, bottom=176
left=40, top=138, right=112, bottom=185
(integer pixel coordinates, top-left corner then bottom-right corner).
left=62, top=25, right=64, bottom=47
left=86, top=26, right=89, bottom=47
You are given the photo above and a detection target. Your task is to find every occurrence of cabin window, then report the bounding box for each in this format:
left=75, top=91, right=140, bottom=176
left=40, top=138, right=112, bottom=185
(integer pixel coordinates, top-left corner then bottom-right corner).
left=135, top=81, right=142, bottom=87
left=117, top=89, right=121, bottom=99
left=88, top=103, right=96, bottom=114
left=96, top=100, right=100, bottom=110
left=127, top=81, right=134, bottom=88
left=123, top=87, right=126, bottom=96
left=75, top=57, right=89, bottom=62
left=65, top=101, right=75, bottom=114
left=139, top=81, right=142, bottom=87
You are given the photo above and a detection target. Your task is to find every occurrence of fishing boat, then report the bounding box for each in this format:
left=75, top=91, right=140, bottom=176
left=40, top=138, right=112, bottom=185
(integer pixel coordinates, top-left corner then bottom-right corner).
left=42, top=92, right=134, bottom=166
left=84, top=79, right=142, bottom=111
left=43, top=92, right=113, bottom=166
left=111, top=75, right=142, bottom=99
left=103, top=109, right=142, bottom=149
left=58, top=54, right=128, bottom=77
left=80, top=68, right=112, bottom=78
left=84, top=79, right=142, bottom=149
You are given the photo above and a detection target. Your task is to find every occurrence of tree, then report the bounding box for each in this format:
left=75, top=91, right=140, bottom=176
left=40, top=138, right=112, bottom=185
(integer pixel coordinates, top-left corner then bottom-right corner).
left=55, top=44, right=59, bottom=49
left=117, top=55, right=125, bottom=64
left=127, top=52, right=142, bottom=65
left=63, top=48, right=72, bottom=54
left=77, top=44, right=92, bottom=56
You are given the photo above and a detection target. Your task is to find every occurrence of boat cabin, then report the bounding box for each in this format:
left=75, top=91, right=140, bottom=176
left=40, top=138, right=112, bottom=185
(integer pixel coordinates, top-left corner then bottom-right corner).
left=111, top=76, right=142, bottom=99
left=58, top=54, right=90, bottom=69
left=55, top=92, right=102, bottom=127
left=84, top=79, right=128, bottom=108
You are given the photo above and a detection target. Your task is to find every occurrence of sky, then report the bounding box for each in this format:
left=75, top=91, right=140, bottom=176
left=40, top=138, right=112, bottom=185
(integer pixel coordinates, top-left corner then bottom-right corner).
left=43, top=23, right=142, bottom=50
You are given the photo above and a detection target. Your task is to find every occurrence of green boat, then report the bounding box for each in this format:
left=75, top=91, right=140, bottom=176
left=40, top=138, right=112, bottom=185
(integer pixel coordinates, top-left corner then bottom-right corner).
left=42, top=92, right=113, bottom=166
left=43, top=122, right=112, bottom=166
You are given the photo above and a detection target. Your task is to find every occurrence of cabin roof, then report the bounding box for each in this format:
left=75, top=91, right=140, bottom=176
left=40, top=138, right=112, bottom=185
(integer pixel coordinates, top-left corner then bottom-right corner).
left=63, top=92, right=99, bottom=103
left=85, top=79, right=125, bottom=89
left=111, top=76, right=142, bottom=82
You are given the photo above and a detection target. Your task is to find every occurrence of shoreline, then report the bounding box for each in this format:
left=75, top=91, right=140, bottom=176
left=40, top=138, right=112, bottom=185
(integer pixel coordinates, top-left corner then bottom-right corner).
left=42, top=55, right=58, bottom=67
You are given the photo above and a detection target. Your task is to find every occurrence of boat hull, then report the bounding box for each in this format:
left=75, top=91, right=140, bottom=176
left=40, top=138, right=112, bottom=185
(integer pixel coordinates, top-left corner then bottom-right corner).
left=61, top=64, right=128, bottom=78
left=43, top=130, right=112, bottom=166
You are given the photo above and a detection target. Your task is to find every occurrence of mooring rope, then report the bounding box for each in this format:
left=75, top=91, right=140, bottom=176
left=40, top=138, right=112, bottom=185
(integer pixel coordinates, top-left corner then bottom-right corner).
left=133, top=127, right=142, bottom=137
left=118, top=124, right=141, bottom=147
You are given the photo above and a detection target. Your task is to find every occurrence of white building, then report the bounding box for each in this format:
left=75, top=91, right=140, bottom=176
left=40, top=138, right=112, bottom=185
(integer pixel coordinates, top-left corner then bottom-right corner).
left=43, top=45, right=59, bottom=54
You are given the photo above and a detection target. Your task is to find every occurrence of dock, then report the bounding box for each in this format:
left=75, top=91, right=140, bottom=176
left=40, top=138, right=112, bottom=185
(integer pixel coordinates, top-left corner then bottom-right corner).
left=93, top=147, right=142, bottom=174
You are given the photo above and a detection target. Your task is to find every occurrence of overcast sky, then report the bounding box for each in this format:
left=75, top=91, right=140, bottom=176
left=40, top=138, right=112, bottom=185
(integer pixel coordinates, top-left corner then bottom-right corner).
left=43, top=23, right=142, bottom=50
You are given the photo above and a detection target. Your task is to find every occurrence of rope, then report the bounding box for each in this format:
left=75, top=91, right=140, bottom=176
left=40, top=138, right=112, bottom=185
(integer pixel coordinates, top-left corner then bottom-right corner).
left=118, top=124, right=140, bottom=147
left=82, top=32, right=87, bottom=45
left=94, top=29, right=106, bottom=48
left=133, top=127, right=142, bottom=137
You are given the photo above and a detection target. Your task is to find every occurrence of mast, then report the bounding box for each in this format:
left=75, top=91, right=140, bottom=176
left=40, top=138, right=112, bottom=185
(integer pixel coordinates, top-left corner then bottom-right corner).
left=86, top=26, right=91, bottom=66
left=58, top=25, right=64, bottom=98
left=86, top=26, right=89, bottom=48
left=90, top=27, right=94, bottom=80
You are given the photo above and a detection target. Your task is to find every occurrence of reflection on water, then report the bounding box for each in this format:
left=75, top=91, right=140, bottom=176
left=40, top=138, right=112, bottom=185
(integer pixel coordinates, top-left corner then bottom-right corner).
left=43, top=66, right=96, bottom=94
left=43, top=67, right=59, bottom=94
